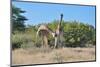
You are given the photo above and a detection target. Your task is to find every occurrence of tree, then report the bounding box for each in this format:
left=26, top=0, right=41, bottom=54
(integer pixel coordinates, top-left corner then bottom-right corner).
left=12, top=5, right=27, bottom=33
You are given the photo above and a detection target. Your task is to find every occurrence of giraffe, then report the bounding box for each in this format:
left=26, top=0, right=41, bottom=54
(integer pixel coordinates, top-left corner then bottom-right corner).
left=36, top=14, right=63, bottom=48
left=36, top=24, right=55, bottom=48
left=54, top=14, right=63, bottom=48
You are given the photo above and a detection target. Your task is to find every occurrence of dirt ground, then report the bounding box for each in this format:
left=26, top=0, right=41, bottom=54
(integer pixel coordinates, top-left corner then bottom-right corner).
left=12, top=47, right=95, bottom=65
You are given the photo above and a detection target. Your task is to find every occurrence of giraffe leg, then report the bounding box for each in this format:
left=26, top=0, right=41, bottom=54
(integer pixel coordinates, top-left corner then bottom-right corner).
left=44, top=35, right=48, bottom=48
left=54, top=37, right=58, bottom=48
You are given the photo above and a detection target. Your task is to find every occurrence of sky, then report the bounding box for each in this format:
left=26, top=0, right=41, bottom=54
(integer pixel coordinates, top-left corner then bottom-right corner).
left=12, top=1, right=96, bottom=27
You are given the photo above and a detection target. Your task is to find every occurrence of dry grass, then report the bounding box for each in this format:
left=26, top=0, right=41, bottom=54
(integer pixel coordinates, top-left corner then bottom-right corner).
left=12, top=47, right=95, bottom=65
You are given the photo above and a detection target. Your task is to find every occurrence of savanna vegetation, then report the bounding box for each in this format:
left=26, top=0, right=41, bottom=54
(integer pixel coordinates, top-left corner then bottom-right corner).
left=12, top=5, right=96, bottom=65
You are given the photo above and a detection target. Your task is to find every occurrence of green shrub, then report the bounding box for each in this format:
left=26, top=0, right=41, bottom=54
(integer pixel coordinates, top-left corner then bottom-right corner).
left=12, top=32, right=37, bottom=49
left=12, top=34, right=23, bottom=49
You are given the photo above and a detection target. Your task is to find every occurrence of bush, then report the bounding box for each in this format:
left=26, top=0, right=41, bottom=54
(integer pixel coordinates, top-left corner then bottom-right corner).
left=12, top=32, right=37, bottom=49
left=63, top=22, right=95, bottom=47
left=12, top=34, right=23, bottom=49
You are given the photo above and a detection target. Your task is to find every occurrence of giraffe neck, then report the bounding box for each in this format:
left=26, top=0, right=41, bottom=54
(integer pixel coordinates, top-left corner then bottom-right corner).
left=56, top=14, right=63, bottom=35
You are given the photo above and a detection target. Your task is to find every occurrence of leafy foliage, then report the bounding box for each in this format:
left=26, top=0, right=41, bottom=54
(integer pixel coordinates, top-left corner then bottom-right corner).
left=12, top=32, right=37, bottom=49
